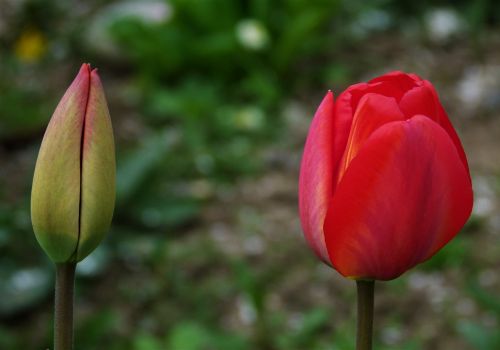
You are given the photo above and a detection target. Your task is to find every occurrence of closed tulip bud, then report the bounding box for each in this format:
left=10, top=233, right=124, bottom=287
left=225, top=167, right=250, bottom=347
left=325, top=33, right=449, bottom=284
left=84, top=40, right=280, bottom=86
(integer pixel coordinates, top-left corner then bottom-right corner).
left=299, top=71, right=473, bottom=281
left=31, top=63, right=115, bottom=263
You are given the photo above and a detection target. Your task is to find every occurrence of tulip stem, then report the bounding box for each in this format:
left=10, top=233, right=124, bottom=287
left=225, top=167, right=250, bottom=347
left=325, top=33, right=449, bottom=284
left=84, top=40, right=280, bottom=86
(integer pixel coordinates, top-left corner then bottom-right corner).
left=356, top=280, right=375, bottom=350
left=54, top=263, right=76, bottom=350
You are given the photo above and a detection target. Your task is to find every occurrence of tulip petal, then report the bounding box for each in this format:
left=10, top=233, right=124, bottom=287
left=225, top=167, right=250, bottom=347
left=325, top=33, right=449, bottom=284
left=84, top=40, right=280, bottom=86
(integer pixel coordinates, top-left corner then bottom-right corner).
left=332, top=84, right=407, bottom=179
left=77, top=69, right=116, bottom=261
left=368, top=71, right=420, bottom=92
left=299, top=92, right=335, bottom=263
left=330, top=88, right=358, bottom=175
left=324, top=115, right=473, bottom=280
left=399, top=82, right=469, bottom=173
left=31, top=64, right=90, bottom=262
left=399, top=85, right=437, bottom=120
left=340, top=82, right=404, bottom=113
left=337, top=93, right=405, bottom=182
left=423, top=80, right=469, bottom=172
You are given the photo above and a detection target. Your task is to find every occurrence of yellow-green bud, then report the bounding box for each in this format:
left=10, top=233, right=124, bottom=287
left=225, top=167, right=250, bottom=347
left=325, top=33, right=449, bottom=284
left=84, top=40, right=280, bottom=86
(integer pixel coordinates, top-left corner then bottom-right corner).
left=31, top=63, right=116, bottom=263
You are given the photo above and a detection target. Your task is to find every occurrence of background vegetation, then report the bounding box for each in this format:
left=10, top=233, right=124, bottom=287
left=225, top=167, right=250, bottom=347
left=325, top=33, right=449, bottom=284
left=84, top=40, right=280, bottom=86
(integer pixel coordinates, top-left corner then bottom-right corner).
left=1, top=0, right=499, bottom=349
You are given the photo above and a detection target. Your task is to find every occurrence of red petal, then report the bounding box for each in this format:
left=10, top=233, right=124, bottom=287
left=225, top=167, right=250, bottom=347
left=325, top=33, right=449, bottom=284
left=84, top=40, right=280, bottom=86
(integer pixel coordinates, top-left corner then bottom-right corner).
left=336, top=93, right=405, bottom=183
left=332, top=83, right=408, bottom=174
left=324, top=115, right=473, bottom=280
left=330, top=89, right=358, bottom=181
left=369, top=71, right=421, bottom=90
left=398, top=80, right=469, bottom=174
left=341, top=73, right=418, bottom=116
left=399, top=85, right=438, bottom=120
left=299, top=92, right=335, bottom=263
left=333, top=72, right=423, bottom=164
left=423, top=80, right=470, bottom=173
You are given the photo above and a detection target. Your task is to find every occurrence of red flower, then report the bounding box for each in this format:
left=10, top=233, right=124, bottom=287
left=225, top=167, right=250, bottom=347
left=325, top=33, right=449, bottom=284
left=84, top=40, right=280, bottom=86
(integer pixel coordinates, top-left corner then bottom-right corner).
left=299, top=71, right=473, bottom=280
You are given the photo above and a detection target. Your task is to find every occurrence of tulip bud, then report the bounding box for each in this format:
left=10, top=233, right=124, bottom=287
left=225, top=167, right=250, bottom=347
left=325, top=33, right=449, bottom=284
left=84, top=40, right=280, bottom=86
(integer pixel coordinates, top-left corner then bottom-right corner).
left=31, top=64, right=115, bottom=263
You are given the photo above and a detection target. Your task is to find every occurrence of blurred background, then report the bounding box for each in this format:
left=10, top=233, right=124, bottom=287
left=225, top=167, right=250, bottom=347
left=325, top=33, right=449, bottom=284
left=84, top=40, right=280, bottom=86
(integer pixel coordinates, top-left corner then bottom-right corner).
left=1, top=0, right=499, bottom=349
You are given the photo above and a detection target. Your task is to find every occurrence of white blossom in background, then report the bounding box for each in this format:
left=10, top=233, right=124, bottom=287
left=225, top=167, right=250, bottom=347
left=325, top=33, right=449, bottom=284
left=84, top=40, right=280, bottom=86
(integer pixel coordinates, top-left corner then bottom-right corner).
left=456, top=65, right=500, bottom=112
left=237, top=295, right=257, bottom=325
left=86, top=0, right=173, bottom=58
left=236, top=19, right=269, bottom=50
left=472, top=176, right=497, bottom=217
left=234, top=106, right=265, bottom=131
left=425, top=8, right=464, bottom=42
left=381, top=326, right=403, bottom=346
left=407, top=272, right=453, bottom=309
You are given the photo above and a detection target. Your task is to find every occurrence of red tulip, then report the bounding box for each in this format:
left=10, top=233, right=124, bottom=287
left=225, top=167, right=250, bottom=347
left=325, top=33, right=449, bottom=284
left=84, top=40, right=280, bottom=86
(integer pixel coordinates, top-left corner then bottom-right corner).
left=299, top=71, right=473, bottom=280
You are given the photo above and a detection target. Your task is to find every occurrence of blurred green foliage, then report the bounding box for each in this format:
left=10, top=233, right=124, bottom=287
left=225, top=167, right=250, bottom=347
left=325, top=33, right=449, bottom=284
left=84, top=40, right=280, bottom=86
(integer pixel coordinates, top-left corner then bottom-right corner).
left=100, top=0, right=355, bottom=234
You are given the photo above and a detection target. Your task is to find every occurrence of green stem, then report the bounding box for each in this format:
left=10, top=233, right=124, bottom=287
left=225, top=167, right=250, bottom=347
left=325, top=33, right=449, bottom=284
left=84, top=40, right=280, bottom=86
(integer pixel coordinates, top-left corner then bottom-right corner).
left=356, top=280, right=375, bottom=350
left=54, top=263, right=76, bottom=350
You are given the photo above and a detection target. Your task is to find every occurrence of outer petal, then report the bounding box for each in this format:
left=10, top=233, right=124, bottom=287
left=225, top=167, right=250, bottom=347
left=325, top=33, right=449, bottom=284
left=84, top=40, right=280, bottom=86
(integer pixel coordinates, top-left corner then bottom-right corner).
left=324, top=115, right=473, bottom=280
left=330, top=88, right=358, bottom=180
left=336, top=93, right=405, bottom=182
left=368, top=71, right=420, bottom=92
left=31, top=64, right=90, bottom=262
left=399, top=85, right=437, bottom=121
left=399, top=82, right=469, bottom=173
left=339, top=80, right=407, bottom=115
left=77, top=69, right=116, bottom=261
left=299, top=92, right=335, bottom=263
left=423, top=80, right=469, bottom=173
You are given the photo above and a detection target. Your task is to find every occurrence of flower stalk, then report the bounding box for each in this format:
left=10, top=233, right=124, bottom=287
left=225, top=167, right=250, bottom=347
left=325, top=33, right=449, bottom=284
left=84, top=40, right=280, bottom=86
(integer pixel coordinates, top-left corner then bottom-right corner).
left=54, top=263, right=76, bottom=350
left=356, top=280, right=374, bottom=350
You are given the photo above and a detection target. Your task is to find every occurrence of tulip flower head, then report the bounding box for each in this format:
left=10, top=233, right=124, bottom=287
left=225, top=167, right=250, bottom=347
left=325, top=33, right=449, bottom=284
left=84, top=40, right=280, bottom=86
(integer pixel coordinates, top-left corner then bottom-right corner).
left=299, top=72, right=473, bottom=280
left=31, top=64, right=115, bottom=263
